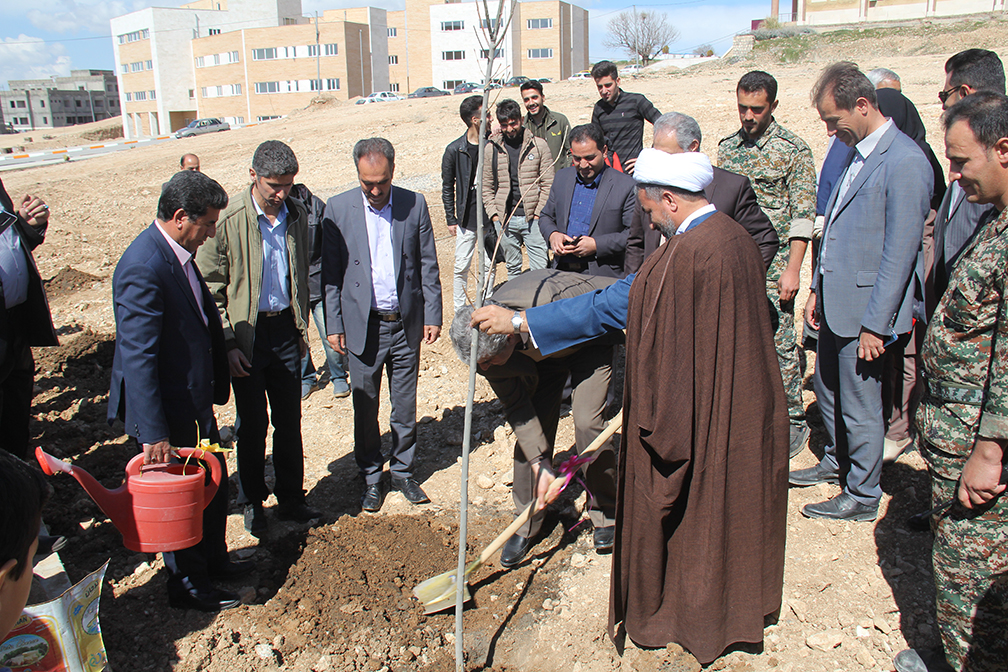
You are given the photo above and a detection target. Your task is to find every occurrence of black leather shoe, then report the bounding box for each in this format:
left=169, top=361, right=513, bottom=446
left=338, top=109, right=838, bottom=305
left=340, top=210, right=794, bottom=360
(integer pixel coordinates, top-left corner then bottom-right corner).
left=391, top=477, right=431, bottom=504
left=167, top=583, right=241, bottom=612
left=789, top=423, right=810, bottom=458
left=207, top=558, right=255, bottom=580
left=802, top=493, right=878, bottom=522
left=277, top=501, right=322, bottom=523
left=244, top=504, right=267, bottom=537
left=893, top=649, right=954, bottom=672
left=789, top=462, right=840, bottom=487
left=500, top=533, right=534, bottom=568
left=361, top=481, right=389, bottom=512
left=593, top=526, right=615, bottom=553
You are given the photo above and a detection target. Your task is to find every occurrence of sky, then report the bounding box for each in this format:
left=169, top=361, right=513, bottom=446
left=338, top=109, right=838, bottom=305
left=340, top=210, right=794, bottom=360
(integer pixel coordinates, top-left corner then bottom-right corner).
left=0, top=0, right=769, bottom=87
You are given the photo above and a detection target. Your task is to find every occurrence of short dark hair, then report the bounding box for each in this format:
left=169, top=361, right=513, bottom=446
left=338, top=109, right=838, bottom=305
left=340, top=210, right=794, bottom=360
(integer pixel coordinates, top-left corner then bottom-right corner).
left=946, top=49, right=1006, bottom=95
left=569, top=123, right=605, bottom=150
left=520, top=79, right=544, bottom=96
left=252, top=140, right=299, bottom=178
left=353, top=137, right=395, bottom=167
left=496, top=98, right=522, bottom=123
left=812, top=61, right=877, bottom=111
left=450, top=302, right=510, bottom=364
left=0, top=452, right=52, bottom=581
left=459, top=95, right=483, bottom=125
left=943, top=90, right=1008, bottom=151
left=591, top=61, right=618, bottom=80
left=157, top=170, right=229, bottom=221
left=737, top=70, right=778, bottom=103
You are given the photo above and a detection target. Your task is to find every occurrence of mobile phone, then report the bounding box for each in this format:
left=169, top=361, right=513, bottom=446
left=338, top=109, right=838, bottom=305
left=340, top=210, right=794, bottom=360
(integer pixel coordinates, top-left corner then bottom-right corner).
left=566, top=235, right=582, bottom=246
left=883, top=330, right=899, bottom=348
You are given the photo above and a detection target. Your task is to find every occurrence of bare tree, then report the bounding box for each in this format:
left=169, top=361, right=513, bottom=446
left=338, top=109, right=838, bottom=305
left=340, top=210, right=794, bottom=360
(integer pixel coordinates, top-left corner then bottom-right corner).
left=604, top=9, right=680, bottom=66
left=693, top=43, right=714, bottom=57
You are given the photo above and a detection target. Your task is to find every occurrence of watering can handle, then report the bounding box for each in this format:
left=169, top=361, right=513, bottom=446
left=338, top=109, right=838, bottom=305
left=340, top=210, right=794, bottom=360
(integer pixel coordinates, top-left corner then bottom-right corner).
left=176, top=448, right=223, bottom=508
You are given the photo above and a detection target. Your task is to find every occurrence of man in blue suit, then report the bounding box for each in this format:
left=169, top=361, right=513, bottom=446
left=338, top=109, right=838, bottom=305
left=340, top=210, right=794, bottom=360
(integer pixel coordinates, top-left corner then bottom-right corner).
left=790, top=62, right=932, bottom=521
left=322, top=138, right=442, bottom=512
left=109, top=171, right=253, bottom=611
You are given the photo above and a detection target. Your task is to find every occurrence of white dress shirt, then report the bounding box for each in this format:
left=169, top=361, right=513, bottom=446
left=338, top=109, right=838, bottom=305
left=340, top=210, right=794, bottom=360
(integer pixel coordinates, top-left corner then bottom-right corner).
left=363, top=191, right=400, bottom=312
left=155, top=221, right=208, bottom=326
left=830, top=118, right=893, bottom=222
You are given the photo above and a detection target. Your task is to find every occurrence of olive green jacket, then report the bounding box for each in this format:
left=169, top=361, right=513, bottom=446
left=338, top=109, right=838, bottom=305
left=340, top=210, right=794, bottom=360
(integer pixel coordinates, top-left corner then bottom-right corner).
left=195, top=185, right=310, bottom=360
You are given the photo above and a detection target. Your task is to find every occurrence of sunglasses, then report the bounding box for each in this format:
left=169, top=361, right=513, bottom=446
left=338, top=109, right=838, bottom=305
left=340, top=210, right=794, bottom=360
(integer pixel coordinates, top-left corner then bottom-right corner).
left=938, top=85, right=961, bottom=104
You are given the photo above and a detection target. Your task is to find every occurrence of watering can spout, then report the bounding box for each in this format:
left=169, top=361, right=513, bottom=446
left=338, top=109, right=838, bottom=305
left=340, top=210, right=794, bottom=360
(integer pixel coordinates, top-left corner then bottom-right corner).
left=35, top=446, right=129, bottom=526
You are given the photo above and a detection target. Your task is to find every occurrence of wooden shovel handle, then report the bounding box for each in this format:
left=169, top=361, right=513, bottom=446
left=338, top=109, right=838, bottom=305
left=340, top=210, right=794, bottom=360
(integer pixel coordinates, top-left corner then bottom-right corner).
left=477, top=409, right=623, bottom=565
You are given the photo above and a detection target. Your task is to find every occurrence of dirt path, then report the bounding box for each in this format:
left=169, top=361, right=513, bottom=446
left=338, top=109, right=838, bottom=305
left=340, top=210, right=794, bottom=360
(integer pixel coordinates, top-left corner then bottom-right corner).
left=16, top=20, right=1008, bottom=672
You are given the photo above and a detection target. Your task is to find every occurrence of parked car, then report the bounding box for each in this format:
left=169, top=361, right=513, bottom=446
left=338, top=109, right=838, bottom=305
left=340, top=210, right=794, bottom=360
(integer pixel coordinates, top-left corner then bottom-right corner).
left=175, top=118, right=230, bottom=138
left=623, top=64, right=644, bottom=74
left=568, top=70, right=592, bottom=81
left=355, top=91, right=404, bottom=105
left=537, top=77, right=553, bottom=84
left=453, top=82, right=484, bottom=95
left=503, top=76, right=530, bottom=88
left=408, top=86, right=451, bottom=98
left=484, top=80, right=502, bottom=91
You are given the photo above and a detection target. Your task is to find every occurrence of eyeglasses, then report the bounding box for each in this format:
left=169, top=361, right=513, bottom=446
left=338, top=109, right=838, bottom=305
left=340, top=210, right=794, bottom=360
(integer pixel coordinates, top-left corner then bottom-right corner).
left=938, top=86, right=960, bottom=104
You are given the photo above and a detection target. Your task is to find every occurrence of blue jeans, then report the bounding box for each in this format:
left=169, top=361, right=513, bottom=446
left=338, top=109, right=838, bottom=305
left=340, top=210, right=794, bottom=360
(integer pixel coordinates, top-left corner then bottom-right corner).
left=301, top=300, right=347, bottom=389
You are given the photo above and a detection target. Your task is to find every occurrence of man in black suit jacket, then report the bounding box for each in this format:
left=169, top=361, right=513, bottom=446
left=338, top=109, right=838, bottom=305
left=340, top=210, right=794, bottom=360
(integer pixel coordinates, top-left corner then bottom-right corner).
left=538, top=124, right=636, bottom=278
left=109, top=171, right=252, bottom=612
left=625, top=112, right=779, bottom=273
left=0, top=178, right=57, bottom=460
left=323, top=138, right=442, bottom=512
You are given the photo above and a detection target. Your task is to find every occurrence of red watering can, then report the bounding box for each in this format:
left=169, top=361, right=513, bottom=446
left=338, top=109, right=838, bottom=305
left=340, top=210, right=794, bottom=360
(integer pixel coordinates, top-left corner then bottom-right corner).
left=35, top=446, right=222, bottom=553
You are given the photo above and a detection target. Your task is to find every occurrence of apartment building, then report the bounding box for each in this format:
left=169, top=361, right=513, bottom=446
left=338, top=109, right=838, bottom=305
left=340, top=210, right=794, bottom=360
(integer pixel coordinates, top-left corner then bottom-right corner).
left=111, top=0, right=304, bottom=138
left=191, top=18, right=374, bottom=124
left=1, top=70, right=120, bottom=132
left=783, top=0, right=1006, bottom=25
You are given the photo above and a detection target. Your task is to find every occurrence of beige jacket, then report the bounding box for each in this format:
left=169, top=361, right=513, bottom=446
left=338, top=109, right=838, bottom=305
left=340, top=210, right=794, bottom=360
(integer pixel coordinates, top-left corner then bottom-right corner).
left=195, top=185, right=310, bottom=360
left=482, top=129, right=554, bottom=222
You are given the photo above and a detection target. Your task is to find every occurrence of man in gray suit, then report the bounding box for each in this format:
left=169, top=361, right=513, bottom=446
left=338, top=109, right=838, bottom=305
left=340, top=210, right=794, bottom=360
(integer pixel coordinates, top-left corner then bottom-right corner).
left=538, top=124, right=636, bottom=278
left=322, top=138, right=442, bottom=512
left=790, top=63, right=931, bottom=521
left=930, top=48, right=1005, bottom=313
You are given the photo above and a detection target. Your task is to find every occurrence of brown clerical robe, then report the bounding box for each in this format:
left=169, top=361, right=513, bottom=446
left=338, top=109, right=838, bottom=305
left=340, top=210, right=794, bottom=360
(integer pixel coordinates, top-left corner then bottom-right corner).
left=608, top=211, right=789, bottom=665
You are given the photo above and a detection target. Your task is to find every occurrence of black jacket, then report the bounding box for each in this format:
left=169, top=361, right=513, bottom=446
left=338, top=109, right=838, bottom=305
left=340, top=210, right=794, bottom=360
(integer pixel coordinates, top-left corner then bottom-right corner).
left=441, top=133, right=480, bottom=230
left=291, top=184, right=327, bottom=304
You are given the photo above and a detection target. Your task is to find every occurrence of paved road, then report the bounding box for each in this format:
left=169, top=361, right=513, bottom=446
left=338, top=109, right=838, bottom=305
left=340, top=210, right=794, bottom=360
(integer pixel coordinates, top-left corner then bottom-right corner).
left=0, top=135, right=174, bottom=172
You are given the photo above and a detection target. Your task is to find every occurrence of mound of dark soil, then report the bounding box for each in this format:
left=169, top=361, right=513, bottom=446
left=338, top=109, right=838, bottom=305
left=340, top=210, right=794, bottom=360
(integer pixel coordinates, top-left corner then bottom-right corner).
left=44, top=266, right=104, bottom=300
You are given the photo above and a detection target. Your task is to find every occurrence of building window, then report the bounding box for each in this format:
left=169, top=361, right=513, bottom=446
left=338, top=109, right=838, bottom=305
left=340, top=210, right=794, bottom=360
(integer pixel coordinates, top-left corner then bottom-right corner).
left=324, top=43, right=338, bottom=56
left=131, top=62, right=142, bottom=72
left=326, top=78, right=339, bottom=90
left=283, top=17, right=297, bottom=25
left=389, top=55, right=398, bottom=65
left=308, top=44, right=318, bottom=57
left=480, top=19, right=498, bottom=30
left=118, top=28, right=149, bottom=44
left=389, top=83, right=399, bottom=92
left=480, top=48, right=503, bottom=59
left=195, top=56, right=205, bottom=68
left=255, top=81, right=280, bottom=94
left=145, top=60, right=153, bottom=69
left=43, top=117, right=47, bottom=124
left=441, top=20, right=463, bottom=31
left=442, top=50, right=464, bottom=61
left=208, top=28, right=221, bottom=35
left=19, top=117, right=28, bottom=125
left=528, top=48, right=553, bottom=59
left=444, top=80, right=465, bottom=90
left=310, top=79, right=322, bottom=91
left=527, top=18, right=553, bottom=29
left=252, top=48, right=277, bottom=61
left=189, top=89, right=195, bottom=99
left=230, top=50, right=239, bottom=63
left=233, top=83, right=241, bottom=95
left=135, top=91, right=146, bottom=101
left=40, top=100, right=45, bottom=108
left=212, top=53, right=221, bottom=65
left=15, top=101, right=26, bottom=108
left=258, top=115, right=282, bottom=121
left=121, top=64, right=128, bottom=74
left=125, top=92, right=132, bottom=101
left=388, top=27, right=397, bottom=37
left=75, top=100, right=82, bottom=107
left=149, top=90, right=156, bottom=100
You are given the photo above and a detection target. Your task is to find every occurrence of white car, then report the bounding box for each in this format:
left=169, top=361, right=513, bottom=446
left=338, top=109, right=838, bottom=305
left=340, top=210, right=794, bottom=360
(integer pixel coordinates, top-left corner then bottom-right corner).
left=356, top=91, right=404, bottom=105
left=568, top=70, right=592, bottom=81
left=623, top=64, right=644, bottom=74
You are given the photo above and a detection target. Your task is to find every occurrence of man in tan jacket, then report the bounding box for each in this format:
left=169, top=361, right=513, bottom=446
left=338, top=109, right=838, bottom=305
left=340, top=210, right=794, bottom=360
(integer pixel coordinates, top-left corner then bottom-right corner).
left=196, top=140, right=320, bottom=536
left=483, top=98, right=554, bottom=278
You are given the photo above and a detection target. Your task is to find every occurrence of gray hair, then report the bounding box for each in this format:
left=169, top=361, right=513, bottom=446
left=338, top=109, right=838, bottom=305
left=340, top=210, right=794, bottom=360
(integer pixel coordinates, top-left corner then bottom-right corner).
left=450, top=302, right=510, bottom=364
left=353, top=137, right=395, bottom=168
left=252, top=140, right=299, bottom=178
left=653, top=112, right=702, bottom=150
left=867, top=67, right=900, bottom=88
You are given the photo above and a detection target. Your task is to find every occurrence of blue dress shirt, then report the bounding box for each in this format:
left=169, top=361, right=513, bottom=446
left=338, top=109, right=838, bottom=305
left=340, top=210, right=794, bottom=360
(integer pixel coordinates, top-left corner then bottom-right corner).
left=254, top=197, right=291, bottom=312
left=0, top=204, right=29, bottom=308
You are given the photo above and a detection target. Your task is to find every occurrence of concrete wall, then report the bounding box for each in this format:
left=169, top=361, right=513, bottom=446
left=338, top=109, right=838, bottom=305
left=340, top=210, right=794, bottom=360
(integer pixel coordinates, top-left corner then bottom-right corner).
left=802, top=0, right=1005, bottom=24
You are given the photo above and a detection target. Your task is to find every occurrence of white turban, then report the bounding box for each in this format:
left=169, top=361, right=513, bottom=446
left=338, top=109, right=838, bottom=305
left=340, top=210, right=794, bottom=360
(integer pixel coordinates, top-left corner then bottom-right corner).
left=633, top=148, right=714, bottom=192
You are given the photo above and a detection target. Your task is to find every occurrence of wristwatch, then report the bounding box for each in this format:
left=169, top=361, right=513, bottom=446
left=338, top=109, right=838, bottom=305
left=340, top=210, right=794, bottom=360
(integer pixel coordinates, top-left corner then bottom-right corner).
left=511, top=311, right=523, bottom=334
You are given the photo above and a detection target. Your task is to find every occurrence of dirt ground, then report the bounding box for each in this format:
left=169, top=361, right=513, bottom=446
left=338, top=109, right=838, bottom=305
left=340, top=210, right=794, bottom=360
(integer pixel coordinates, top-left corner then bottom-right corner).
left=11, top=17, right=1008, bottom=672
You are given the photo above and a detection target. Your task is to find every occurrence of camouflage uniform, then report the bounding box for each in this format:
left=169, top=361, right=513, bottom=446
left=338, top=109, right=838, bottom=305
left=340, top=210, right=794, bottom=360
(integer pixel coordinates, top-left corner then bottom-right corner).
left=718, top=120, right=816, bottom=423
left=918, top=206, right=1008, bottom=672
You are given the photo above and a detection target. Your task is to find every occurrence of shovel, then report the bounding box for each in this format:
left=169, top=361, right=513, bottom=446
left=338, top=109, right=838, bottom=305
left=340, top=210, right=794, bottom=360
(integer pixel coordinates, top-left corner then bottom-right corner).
left=414, top=409, right=623, bottom=615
